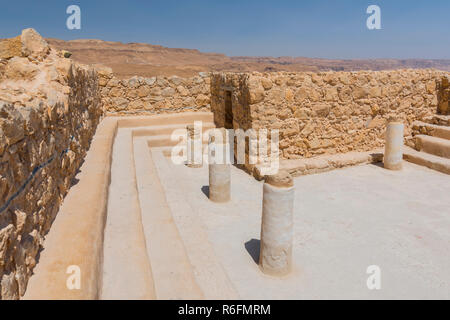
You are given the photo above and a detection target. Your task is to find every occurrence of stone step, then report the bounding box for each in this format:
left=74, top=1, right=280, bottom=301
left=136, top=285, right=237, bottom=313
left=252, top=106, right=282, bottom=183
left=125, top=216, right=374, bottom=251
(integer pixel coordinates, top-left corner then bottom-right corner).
left=150, top=145, right=206, bottom=155
left=101, top=129, right=156, bottom=300
left=412, top=121, right=450, bottom=140
left=147, top=135, right=180, bottom=147
left=149, top=148, right=238, bottom=299
left=422, top=114, right=450, bottom=126
left=415, top=135, right=450, bottom=159
left=117, top=111, right=214, bottom=128
left=403, top=146, right=450, bottom=175
left=133, top=137, right=204, bottom=299
left=253, top=150, right=384, bottom=179
left=133, top=122, right=215, bottom=137
left=147, top=134, right=212, bottom=147
left=151, top=146, right=175, bottom=158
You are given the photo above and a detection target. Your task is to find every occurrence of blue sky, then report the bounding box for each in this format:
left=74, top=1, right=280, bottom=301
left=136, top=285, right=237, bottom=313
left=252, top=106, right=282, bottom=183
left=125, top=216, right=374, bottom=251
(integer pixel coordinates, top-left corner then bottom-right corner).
left=1, top=0, right=449, bottom=59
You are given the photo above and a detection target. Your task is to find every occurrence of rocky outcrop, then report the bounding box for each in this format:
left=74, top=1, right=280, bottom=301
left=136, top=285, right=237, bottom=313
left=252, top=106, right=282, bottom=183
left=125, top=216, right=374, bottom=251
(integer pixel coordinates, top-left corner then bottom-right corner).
left=0, top=29, right=102, bottom=299
left=0, top=29, right=50, bottom=61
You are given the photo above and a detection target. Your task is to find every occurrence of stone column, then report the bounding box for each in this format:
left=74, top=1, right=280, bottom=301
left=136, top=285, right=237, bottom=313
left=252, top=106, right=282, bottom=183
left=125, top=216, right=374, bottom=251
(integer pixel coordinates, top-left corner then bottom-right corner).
left=384, top=121, right=404, bottom=170
left=208, top=129, right=230, bottom=202
left=186, top=124, right=202, bottom=168
left=438, top=76, right=449, bottom=115
left=259, top=170, right=294, bottom=277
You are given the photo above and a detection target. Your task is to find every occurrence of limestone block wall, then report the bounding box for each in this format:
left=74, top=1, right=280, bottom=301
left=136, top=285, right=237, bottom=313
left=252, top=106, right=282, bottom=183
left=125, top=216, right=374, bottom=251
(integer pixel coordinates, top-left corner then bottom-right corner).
left=98, top=69, right=211, bottom=115
left=0, top=29, right=102, bottom=299
left=211, top=70, right=449, bottom=160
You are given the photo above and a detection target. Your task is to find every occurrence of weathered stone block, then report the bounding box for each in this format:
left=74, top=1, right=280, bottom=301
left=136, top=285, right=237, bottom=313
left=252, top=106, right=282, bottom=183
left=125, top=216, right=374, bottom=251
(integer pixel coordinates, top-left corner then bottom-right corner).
left=0, top=36, right=22, bottom=59
left=4, top=57, right=39, bottom=80
left=21, top=28, right=49, bottom=58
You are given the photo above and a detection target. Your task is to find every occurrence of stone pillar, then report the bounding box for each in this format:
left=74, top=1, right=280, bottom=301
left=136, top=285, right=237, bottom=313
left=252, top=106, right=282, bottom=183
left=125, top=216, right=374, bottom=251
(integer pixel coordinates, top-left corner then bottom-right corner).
left=259, top=170, right=294, bottom=276
left=208, top=129, right=230, bottom=202
left=186, top=124, right=202, bottom=168
left=438, top=76, right=449, bottom=115
left=384, top=121, right=404, bottom=170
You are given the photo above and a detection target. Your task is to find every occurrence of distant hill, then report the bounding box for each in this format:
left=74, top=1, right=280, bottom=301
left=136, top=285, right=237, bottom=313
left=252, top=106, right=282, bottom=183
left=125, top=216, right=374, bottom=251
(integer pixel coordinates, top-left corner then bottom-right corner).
left=46, top=38, right=450, bottom=78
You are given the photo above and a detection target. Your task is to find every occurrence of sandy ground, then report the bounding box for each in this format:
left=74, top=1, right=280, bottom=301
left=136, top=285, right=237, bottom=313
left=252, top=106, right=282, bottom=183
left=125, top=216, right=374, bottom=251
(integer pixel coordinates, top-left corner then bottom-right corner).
left=158, top=155, right=450, bottom=299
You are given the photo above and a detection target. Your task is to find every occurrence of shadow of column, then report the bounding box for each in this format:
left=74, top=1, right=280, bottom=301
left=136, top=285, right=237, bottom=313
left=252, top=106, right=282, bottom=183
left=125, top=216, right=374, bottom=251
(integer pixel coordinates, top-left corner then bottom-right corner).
left=244, top=239, right=260, bottom=265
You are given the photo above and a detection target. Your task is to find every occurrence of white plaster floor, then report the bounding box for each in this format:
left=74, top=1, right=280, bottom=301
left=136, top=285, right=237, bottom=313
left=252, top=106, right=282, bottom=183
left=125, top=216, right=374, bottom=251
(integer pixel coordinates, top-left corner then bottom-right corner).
left=156, top=155, right=450, bottom=299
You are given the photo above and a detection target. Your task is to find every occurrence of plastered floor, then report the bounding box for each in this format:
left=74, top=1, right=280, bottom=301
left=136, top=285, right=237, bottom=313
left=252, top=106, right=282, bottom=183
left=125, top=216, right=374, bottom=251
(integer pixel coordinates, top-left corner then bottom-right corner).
left=158, top=154, right=450, bottom=299
left=103, top=126, right=450, bottom=299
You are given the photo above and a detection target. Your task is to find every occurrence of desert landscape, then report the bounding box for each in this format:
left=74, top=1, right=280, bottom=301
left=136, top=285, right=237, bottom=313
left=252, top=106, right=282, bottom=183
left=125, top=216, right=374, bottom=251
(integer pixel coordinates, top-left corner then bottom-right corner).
left=46, top=38, right=450, bottom=78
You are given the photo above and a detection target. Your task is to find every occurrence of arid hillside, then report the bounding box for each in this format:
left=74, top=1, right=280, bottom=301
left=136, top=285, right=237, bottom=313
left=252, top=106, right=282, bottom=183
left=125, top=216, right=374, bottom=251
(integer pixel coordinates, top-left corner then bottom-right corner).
left=47, top=38, right=450, bottom=78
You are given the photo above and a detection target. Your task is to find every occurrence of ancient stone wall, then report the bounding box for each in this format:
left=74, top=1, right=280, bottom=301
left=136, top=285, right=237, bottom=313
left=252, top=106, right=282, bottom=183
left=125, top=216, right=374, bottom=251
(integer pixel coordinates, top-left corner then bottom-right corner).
left=0, top=29, right=102, bottom=299
left=212, top=70, right=449, bottom=161
left=98, top=69, right=211, bottom=115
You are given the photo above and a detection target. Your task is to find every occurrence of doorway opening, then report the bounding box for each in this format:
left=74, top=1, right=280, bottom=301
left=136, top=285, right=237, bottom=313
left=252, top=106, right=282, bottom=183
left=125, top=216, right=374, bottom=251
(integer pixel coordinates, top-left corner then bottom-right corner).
left=224, top=90, right=233, bottom=129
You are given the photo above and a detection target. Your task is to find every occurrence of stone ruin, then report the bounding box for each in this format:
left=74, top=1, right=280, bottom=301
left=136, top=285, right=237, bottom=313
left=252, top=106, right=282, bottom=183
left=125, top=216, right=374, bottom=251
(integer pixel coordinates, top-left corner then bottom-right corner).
left=210, top=71, right=450, bottom=175
left=0, top=29, right=449, bottom=299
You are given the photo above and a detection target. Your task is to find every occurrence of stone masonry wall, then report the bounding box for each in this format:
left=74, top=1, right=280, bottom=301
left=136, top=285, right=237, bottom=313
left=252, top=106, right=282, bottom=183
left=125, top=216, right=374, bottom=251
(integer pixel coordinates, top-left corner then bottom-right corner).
left=212, top=70, right=449, bottom=162
left=0, top=29, right=102, bottom=299
left=98, top=68, right=211, bottom=115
